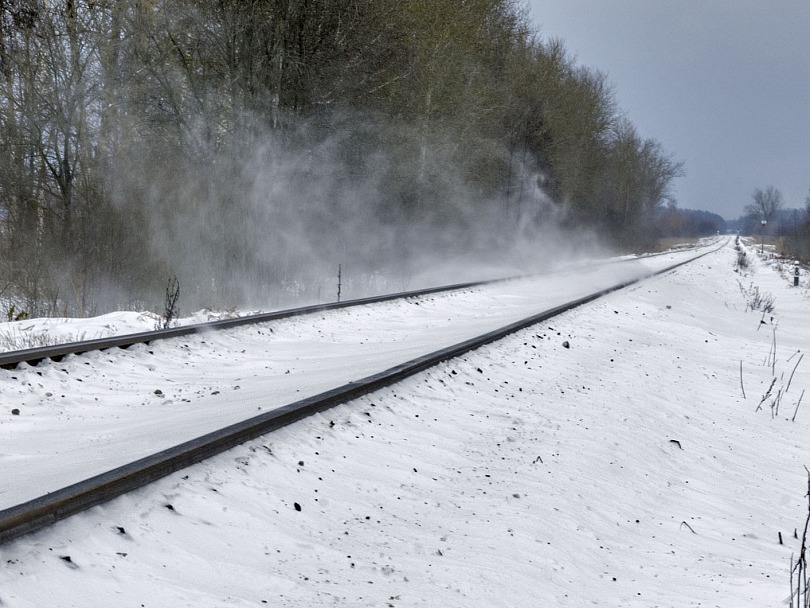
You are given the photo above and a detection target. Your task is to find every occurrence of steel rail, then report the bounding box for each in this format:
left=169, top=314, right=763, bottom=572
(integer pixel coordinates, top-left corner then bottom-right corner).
left=0, top=240, right=726, bottom=545
left=0, top=241, right=716, bottom=371
left=0, top=280, right=485, bottom=370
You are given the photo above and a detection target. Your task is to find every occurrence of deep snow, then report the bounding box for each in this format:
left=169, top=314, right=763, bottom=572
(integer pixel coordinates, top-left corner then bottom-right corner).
left=1, top=239, right=809, bottom=607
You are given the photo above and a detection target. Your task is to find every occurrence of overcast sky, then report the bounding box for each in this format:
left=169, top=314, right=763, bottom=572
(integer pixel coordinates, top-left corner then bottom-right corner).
left=526, top=0, right=810, bottom=220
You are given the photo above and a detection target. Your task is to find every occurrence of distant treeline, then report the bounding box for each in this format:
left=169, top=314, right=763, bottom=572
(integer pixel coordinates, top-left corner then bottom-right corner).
left=651, top=206, right=810, bottom=242
left=727, top=208, right=809, bottom=237
left=655, top=207, right=726, bottom=238
left=0, top=0, right=683, bottom=316
left=727, top=206, right=810, bottom=261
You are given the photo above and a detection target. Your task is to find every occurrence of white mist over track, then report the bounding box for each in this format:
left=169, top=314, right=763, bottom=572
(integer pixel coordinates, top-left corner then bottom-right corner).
left=111, top=113, right=605, bottom=313
left=2, top=239, right=809, bottom=606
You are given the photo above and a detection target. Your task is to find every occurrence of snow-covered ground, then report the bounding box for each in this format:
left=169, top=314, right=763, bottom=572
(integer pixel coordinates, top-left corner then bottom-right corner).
left=1, top=239, right=809, bottom=607
left=0, top=247, right=703, bottom=510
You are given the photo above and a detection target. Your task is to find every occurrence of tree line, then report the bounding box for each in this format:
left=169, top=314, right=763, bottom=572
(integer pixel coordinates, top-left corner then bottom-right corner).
left=0, top=0, right=684, bottom=316
left=656, top=205, right=726, bottom=238
left=733, top=186, right=810, bottom=261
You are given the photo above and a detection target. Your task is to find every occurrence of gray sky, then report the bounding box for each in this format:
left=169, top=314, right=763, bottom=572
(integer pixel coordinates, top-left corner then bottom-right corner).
left=526, top=0, right=810, bottom=220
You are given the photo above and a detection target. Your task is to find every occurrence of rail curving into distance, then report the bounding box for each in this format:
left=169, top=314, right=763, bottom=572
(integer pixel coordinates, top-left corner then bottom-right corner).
left=0, top=240, right=726, bottom=545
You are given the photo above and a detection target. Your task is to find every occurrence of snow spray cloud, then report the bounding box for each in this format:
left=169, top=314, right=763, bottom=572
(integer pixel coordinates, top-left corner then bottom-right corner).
left=108, top=108, right=607, bottom=313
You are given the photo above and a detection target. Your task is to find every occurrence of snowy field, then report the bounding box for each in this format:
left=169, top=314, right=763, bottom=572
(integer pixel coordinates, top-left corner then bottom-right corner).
left=1, top=239, right=809, bottom=607
left=0, top=247, right=703, bottom=509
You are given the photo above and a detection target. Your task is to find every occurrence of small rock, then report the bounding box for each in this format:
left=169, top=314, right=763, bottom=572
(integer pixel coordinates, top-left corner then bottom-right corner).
left=11, top=408, right=20, bottom=416
left=294, top=502, right=302, bottom=512
left=562, top=341, right=570, bottom=349
left=59, top=555, right=78, bottom=570
left=154, top=389, right=163, bottom=396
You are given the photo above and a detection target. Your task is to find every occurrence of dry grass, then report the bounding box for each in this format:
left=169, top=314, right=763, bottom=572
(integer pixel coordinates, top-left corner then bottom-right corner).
left=0, top=327, right=96, bottom=353
left=648, top=237, right=705, bottom=253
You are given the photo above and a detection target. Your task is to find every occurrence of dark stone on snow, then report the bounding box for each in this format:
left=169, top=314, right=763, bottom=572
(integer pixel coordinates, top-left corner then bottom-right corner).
left=59, top=555, right=76, bottom=568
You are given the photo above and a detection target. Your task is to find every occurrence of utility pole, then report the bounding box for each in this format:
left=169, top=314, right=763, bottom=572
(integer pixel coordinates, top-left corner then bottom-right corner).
left=760, top=219, right=767, bottom=255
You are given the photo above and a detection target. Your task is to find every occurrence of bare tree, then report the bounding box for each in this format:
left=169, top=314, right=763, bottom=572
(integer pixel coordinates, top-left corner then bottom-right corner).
left=0, top=0, right=687, bottom=316
left=747, top=185, right=784, bottom=223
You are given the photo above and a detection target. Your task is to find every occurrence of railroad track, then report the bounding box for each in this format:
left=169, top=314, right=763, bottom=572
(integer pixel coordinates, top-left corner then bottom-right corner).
left=0, top=240, right=726, bottom=545
left=0, top=281, right=488, bottom=370
left=0, top=244, right=697, bottom=370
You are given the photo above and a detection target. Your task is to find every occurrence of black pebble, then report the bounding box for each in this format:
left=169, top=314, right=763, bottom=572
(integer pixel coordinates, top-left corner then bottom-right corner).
left=11, top=408, right=20, bottom=415
left=294, top=502, right=302, bottom=512
left=562, top=341, right=570, bottom=349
